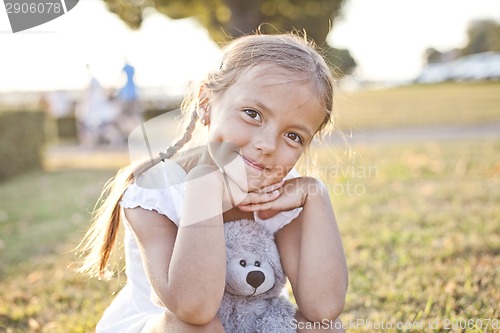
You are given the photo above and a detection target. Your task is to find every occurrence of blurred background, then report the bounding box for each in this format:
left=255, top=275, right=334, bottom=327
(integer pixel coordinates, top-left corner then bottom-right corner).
left=0, top=0, right=499, bottom=332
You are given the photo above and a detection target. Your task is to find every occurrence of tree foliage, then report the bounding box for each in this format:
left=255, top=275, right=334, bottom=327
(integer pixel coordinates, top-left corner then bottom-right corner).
left=424, top=48, right=444, bottom=64
left=103, top=0, right=346, bottom=45
left=461, top=19, right=500, bottom=56
left=323, top=46, right=357, bottom=77
left=423, top=19, right=500, bottom=64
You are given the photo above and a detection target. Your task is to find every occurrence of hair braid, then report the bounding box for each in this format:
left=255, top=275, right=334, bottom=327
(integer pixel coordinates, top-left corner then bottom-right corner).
left=77, top=108, right=199, bottom=278
left=160, top=108, right=198, bottom=161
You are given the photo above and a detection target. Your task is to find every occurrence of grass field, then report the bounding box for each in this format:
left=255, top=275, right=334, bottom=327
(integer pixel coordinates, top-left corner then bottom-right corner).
left=303, top=140, right=500, bottom=332
left=333, top=81, right=500, bottom=131
left=0, top=83, right=499, bottom=332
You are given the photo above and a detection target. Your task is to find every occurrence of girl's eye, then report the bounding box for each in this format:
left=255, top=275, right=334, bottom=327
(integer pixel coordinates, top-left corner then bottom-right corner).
left=285, top=132, right=303, bottom=144
left=240, top=260, right=247, bottom=267
left=244, top=109, right=261, bottom=122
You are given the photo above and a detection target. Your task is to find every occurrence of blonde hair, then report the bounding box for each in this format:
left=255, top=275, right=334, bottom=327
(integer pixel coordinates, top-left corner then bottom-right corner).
left=76, top=32, right=336, bottom=278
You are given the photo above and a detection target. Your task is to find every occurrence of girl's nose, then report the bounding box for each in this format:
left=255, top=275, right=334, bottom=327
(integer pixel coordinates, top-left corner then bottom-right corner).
left=254, top=128, right=277, bottom=154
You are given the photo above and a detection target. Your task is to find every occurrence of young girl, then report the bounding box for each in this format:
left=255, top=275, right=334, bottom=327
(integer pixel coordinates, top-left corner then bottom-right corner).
left=78, top=33, right=348, bottom=333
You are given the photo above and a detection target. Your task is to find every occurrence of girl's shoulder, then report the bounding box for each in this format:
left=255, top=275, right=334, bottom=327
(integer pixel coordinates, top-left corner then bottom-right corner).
left=121, top=159, right=187, bottom=226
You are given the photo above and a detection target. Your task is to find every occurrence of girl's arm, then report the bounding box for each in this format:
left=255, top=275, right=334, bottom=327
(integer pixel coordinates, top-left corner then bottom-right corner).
left=125, top=165, right=282, bottom=325
left=275, top=177, right=348, bottom=322
left=240, top=176, right=348, bottom=322
left=125, top=166, right=227, bottom=325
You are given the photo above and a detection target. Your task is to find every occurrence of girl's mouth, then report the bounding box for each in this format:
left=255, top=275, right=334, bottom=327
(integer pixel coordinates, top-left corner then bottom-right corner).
left=242, top=156, right=267, bottom=171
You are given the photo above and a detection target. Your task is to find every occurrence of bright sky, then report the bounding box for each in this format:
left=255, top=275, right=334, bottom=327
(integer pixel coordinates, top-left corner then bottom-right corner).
left=328, top=0, right=500, bottom=82
left=1, top=0, right=500, bottom=92
left=0, top=0, right=221, bottom=93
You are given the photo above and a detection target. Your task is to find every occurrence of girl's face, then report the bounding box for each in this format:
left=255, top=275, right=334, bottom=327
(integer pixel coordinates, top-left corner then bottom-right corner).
left=206, top=65, right=326, bottom=191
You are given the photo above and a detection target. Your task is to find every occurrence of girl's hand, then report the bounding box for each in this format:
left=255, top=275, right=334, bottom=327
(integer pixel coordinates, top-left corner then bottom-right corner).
left=184, top=164, right=285, bottom=220
left=221, top=174, right=284, bottom=213
left=237, top=177, right=323, bottom=215
left=204, top=145, right=287, bottom=211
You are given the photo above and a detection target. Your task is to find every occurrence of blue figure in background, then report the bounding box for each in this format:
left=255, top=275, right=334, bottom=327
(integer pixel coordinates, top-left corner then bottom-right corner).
left=117, top=62, right=143, bottom=142
left=119, top=62, right=138, bottom=102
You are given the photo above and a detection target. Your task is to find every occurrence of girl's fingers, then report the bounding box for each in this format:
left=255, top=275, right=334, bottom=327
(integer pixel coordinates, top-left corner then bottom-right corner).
left=252, top=179, right=285, bottom=194
left=226, top=178, right=285, bottom=209
left=239, top=189, right=280, bottom=206
left=238, top=200, right=279, bottom=213
left=238, top=202, right=266, bottom=212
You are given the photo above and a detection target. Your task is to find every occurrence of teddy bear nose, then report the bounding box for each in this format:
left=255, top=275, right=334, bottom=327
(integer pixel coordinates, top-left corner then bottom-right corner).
left=246, top=270, right=265, bottom=288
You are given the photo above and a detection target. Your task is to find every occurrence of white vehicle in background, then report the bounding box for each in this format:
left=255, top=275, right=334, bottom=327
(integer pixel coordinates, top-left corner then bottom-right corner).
left=416, top=52, right=500, bottom=83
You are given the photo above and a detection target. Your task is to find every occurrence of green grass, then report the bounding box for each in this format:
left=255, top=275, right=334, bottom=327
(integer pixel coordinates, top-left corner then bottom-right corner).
left=334, top=82, right=500, bottom=130
left=1, top=140, right=498, bottom=332
left=1, top=83, right=499, bottom=332
left=303, top=140, right=500, bottom=332
left=0, top=170, right=116, bottom=272
left=0, top=169, right=119, bottom=332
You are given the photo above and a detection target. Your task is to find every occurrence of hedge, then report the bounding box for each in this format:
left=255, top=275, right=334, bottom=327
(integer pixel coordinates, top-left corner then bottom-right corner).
left=0, top=110, right=45, bottom=181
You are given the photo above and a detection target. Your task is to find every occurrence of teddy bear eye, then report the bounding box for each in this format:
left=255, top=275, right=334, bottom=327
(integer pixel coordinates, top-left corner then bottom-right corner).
left=239, top=260, right=247, bottom=267
left=254, top=261, right=261, bottom=267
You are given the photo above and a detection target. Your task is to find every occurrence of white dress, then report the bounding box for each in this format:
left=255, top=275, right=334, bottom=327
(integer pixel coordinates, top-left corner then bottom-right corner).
left=96, top=160, right=302, bottom=333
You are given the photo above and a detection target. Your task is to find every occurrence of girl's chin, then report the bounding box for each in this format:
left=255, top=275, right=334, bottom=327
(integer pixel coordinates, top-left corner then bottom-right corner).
left=246, top=175, right=281, bottom=191
left=224, top=167, right=283, bottom=191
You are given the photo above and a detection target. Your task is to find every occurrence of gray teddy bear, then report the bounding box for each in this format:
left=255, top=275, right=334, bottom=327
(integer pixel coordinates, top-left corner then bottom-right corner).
left=218, top=219, right=297, bottom=333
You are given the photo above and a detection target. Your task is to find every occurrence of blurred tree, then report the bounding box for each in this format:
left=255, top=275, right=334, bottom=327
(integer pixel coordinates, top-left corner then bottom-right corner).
left=424, top=47, right=443, bottom=64
left=424, top=47, right=460, bottom=64
left=323, top=46, right=356, bottom=77
left=461, top=19, right=500, bottom=56
left=104, top=0, right=346, bottom=45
